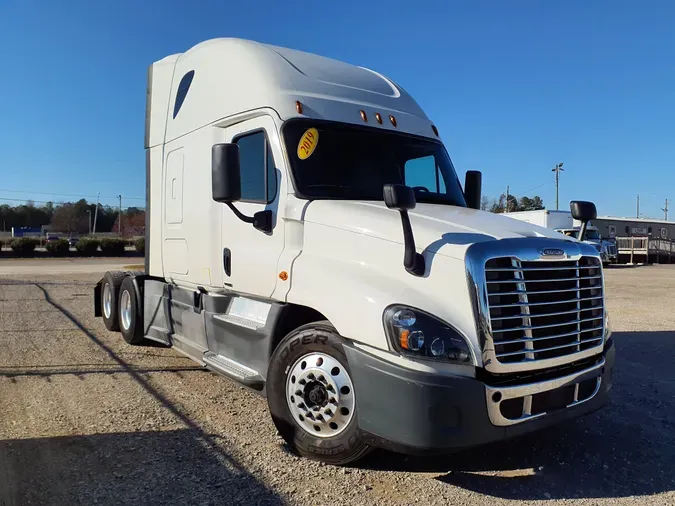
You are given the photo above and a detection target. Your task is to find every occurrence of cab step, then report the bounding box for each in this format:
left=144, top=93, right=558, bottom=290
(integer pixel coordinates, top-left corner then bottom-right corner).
left=203, top=352, right=264, bottom=390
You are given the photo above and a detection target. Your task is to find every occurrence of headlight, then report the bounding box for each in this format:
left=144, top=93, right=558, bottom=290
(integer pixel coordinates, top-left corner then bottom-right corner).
left=383, top=306, right=474, bottom=364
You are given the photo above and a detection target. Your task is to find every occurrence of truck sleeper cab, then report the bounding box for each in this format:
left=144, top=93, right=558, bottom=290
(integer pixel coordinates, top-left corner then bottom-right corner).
left=95, top=38, right=614, bottom=465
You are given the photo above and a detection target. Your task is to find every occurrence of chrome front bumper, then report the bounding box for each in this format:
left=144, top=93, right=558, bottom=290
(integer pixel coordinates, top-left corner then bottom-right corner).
left=485, top=359, right=605, bottom=426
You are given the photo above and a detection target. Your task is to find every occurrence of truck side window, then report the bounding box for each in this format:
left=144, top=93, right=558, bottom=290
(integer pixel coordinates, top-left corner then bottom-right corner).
left=235, top=131, right=277, bottom=203
left=404, top=155, right=445, bottom=193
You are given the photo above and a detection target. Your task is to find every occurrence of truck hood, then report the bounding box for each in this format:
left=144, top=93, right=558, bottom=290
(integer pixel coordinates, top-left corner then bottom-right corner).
left=303, top=200, right=572, bottom=260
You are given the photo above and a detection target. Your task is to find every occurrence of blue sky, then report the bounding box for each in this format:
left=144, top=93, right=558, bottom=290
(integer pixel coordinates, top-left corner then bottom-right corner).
left=0, top=0, right=673, bottom=218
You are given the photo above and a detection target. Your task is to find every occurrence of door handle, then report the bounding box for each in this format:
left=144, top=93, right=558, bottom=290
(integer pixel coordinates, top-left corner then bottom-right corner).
left=223, top=248, right=232, bottom=277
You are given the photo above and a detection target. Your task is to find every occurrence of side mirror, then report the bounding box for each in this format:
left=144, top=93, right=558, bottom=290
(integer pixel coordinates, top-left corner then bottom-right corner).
left=570, top=200, right=597, bottom=241
left=212, top=143, right=273, bottom=234
left=383, top=184, right=416, bottom=211
left=464, top=170, right=482, bottom=210
left=570, top=200, right=597, bottom=222
left=212, top=143, right=241, bottom=203
left=383, top=184, right=425, bottom=276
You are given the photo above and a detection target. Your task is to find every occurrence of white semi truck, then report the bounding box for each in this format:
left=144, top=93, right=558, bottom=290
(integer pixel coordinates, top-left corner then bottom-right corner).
left=95, top=38, right=615, bottom=465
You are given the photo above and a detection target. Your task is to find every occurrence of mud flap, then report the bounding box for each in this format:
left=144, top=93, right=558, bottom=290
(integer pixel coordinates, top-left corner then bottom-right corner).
left=94, top=280, right=102, bottom=317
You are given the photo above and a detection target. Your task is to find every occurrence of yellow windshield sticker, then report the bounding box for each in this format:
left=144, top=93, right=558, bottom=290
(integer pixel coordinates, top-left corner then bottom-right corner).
left=297, top=128, right=319, bottom=160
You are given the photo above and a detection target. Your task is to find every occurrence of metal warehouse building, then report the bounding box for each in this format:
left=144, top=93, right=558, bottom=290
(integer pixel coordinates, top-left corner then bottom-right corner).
left=587, top=216, right=675, bottom=240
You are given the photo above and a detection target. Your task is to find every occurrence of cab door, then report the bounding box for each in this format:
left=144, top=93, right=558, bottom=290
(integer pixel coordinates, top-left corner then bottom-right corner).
left=218, top=115, right=285, bottom=297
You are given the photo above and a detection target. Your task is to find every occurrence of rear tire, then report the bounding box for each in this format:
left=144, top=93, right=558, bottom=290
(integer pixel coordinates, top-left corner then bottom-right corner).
left=118, top=276, right=145, bottom=345
left=102, top=271, right=125, bottom=331
left=267, top=321, right=371, bottom=465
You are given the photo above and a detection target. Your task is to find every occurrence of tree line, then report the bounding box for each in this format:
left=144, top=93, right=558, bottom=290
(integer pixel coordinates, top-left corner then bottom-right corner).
left=481, top=194, right=545, bottom=213
left=0, top=199, right=145, bottom=236
left=1, top=194, right=541, bottom=235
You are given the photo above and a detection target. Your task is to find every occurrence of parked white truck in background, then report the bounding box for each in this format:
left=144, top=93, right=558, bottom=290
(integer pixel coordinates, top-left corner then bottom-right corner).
left=95, top=38, right=615, bottom=464
left=505, top=210, right=617, bottom=266
left=500, top=209, right=574, bottom=230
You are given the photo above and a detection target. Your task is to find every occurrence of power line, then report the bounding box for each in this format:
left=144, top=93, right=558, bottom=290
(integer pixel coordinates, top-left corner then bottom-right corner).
left=0, top=188, right=144, bottom=201
left=0, top=196, right=67, bottom=205
left=518, top=180, right=553, bottom=195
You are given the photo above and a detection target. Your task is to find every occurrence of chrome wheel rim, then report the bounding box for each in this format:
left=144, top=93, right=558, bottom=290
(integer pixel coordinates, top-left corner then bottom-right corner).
left=103, top=283, right=112, bottom=319
left=120, top=290, right=132, bottom=330
left=286, top=352, right=355, bottom=438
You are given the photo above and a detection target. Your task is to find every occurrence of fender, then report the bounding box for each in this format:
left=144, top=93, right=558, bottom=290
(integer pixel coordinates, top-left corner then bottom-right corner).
left=286, top=223, right=478, bottom=355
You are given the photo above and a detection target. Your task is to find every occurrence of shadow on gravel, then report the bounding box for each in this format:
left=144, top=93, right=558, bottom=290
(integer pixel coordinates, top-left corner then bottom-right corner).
left=0, top=364, right=204, bottom=379
left=19, top=283, right=285, bottom=506
left=362, top=331, right=675, bottom=501
left=0, top=429, right=283, bottom=505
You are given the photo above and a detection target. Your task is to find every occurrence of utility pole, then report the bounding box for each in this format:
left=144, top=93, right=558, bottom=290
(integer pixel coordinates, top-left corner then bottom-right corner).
left=662, top=199, right=670, bottom=221
left=636, top=194, right=640, bottom=218
left=117, top=195, right=122, bottom=236
left=505, top=185, right=510, bottom=213
left=92, top=192, right=100, bottom=235
left=86, top=210, right=92, bottom=235
left=551, top=162, right=564, bottom=210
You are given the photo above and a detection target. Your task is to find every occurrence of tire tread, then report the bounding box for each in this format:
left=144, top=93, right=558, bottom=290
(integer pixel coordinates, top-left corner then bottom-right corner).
left=102, top=270, right=125, bottom=331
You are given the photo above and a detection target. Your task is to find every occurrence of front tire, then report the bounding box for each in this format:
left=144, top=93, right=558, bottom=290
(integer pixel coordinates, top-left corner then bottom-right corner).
left=266, top=321, right=371, bottom=465
left=118, top=276, right=145, bottom=345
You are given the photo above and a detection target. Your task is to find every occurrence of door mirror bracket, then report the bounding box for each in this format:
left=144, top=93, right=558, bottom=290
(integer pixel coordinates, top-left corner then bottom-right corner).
left=383, top=184, right=425, bottom=276
left=225, top=203, right=273, bottom=233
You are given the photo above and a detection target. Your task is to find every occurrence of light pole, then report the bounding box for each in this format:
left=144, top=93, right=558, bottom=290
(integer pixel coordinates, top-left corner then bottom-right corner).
left=86, top=210, right=92, bottom=235
left=92, top=192, right=100, bottom=235
left=552, top=162, right=564, bottom=211
left=117, top=195, right=122, bottom=236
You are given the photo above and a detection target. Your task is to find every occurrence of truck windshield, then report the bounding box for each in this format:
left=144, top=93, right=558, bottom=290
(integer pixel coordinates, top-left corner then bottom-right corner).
left=282, top=119, right=467, bottom=206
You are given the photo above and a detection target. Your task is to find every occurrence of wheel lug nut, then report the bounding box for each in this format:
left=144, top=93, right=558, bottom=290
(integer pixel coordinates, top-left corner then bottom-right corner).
left=326, top=385, right=334, bottom=392
left=318, top=375, right=325, bottom=383
left=316, top=415, right=324, bottom=422
left=325, top=409, right=333, bottom=417
left=329, top=397, right=337, bottom=405
left=299, top=379, right=306, bottom=385
left=298, top=403, right=306, bottom=410
left=307, top=373, right=315, bottom=380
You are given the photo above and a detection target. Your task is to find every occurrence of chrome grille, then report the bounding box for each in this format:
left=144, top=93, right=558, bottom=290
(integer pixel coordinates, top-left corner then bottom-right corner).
left=485, top=256, right=604, bottom=365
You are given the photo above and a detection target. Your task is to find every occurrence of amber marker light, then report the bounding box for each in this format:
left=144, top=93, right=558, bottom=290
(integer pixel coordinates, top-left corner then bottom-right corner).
left=279, top=271, right=288, bottom=281
left=360, top=110, right=368, bottom=122
left=375, top=112, right=383, bottom=124
left=389, top=115, right=397, bottom=127
left=399, top=329, right=410, bottom=350
left=295, top=101, right=303, bottom=114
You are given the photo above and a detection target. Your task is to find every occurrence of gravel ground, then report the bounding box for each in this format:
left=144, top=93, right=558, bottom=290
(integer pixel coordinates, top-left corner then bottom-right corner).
left=0, top=266, right=674, bottom=505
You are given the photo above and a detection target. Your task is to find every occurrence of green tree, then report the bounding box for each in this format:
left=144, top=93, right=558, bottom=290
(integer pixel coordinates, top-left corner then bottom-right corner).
left=50, top=203, right=88, bottom=234
left=519, top=196, right=545, bottom=211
